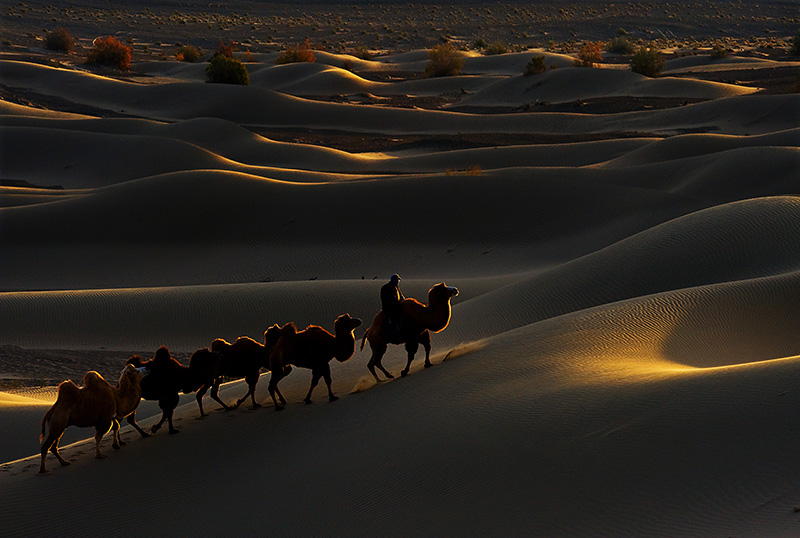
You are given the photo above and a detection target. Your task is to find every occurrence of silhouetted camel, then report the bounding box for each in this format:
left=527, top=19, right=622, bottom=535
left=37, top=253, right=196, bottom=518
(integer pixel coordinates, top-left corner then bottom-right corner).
left=361, top=282, right=458, bottom=381
left=110, top=362, right=149, bottom=447
left=127, top=346, right=200, bottom=434
left=268, top=314, right=363, bottom=410
left=39, top=365, right=144, bottom=474
left=201, top=324, right=284, bottom=414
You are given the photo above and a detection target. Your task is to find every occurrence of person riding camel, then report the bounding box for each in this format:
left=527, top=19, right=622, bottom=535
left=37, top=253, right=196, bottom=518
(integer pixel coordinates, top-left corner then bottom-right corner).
left=380, top=274, right=405, bottom=337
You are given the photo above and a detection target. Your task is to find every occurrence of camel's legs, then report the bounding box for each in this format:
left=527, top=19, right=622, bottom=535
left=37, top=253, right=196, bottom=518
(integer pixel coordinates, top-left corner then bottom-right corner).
left=367, top=342, right=393, bottom=382
left=111, top=417, right=124, bottom=450
left=323, top=366, right=337, bottom=402
left=419, top=330, right=433, bottom=368
left=401, top=340, right=420, bottom=377
left=238, top=374, right=260, bottom=409
left=153, top=396, right=179, bottom=434
left=268, top=372, right=287, bottom=411
left=40, top=430, right=68, bottom=473
left=304, top=370, right=322, bottom=403
left=196, top=383, right=209, bottom=417
left=126, top=412, right=151, bottom=438
left=210, top=379, right=233, bottom=410
left=94, top=420, right=112, bottom=458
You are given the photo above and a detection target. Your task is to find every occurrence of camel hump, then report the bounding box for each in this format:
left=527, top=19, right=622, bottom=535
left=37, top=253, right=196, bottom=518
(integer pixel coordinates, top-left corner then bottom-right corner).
left=56, top=379, right=81, bottom=400
left=210, top=338, right=231, bottom=352
left=82, top=371, right=109, bottom=390
left=281, top=322, right=298, bottom=337
left=234, top=336, right=259, bottom=346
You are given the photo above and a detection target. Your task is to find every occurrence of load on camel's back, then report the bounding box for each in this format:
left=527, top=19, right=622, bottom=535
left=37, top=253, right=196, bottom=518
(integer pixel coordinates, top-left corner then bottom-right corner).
left=362, top=282, right=459, bottom=381
left=39, top=364, right=146, bottom=474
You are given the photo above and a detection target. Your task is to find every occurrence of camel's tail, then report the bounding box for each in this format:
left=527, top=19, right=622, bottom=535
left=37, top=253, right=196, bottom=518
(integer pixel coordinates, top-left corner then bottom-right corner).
left=40, top=405, right=55, bottom=443
left=360, top=328, right=369, bottom=351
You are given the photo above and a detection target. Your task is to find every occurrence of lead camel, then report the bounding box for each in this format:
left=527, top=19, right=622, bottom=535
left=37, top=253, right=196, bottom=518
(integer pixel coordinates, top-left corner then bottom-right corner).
left=361, top=282, right=459, bottom=381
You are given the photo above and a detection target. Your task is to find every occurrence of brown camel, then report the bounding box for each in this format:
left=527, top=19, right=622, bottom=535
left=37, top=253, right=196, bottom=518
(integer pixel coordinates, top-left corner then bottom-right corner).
left=127, top=346, right=201, bottom=435
left=268, top=313, right=363, bottom=410
left=361, top=282, right=459, bottom=381
left=39, top=364, right=144, bottom=474
left=203, top=324, right=285, bottom=414
left=110, top=363, right=149, bottom=447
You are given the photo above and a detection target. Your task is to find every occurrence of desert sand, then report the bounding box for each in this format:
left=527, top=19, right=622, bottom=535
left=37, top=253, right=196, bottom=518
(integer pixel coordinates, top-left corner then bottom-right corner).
left=1, top=0, right=800, bottom=536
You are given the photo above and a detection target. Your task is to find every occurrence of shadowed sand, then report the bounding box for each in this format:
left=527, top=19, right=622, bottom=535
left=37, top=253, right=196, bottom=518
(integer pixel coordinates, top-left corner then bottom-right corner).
left=1, top=4, right=800, bottom=535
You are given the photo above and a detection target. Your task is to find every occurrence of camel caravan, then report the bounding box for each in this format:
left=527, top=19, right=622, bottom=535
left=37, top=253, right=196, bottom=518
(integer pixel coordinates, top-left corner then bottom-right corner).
left=38, top=280, right=459, bottom=474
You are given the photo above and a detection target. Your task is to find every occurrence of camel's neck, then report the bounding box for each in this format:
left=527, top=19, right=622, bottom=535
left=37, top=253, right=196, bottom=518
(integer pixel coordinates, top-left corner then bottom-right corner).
left=421, top=299, right=452, bottom=333
left=334, top=330, right=357, bottom=361
left=117, top=377, right=142, bottom=403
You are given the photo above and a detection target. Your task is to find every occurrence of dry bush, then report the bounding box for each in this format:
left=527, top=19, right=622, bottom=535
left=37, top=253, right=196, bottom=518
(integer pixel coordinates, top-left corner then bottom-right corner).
left=575, top=41, right=603, bottom=67
left=351, top=45, right=372, bottom=60
left=175, top=45, right=202, bottom=62
left=608, top=35, right=635, bottom=54
left=630, top=44, right=665, bottom=77
left=710, top=43, right=729, bottom=58
left=425, top=42, right=463, bottom=77
left=276, top=38, right=316, bottom=64
left=45, top=27, right=74, bottom=53
left=87, top=36, right=131, bottom=70
left=206, top=54, right=249, bottom=85
left=485, top=41, right=509, bottom=55
left=215, top=40, right=236, bottom=58
left=524, top=55, right=547, bottom=75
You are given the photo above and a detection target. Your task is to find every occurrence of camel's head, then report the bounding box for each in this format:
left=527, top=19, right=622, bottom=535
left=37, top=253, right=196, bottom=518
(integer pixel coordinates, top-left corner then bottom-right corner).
left=335, top=313, right=363, bottom=335
left=429, top=282, right=459, bottom=303
left=264, top=324, right=282, bottom=348
left=119, top=363, right=146, bottom=386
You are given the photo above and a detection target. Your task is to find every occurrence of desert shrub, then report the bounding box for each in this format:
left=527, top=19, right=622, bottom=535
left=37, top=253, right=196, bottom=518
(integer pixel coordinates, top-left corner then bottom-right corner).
left=276, top=38, right=315, bottom=64
left=630, top=44, right=665, bottom=77
left=215, top=40, right=236, bottom=58
left=175, top=45, right=201, bottom=62
left=710, top=44, right=729, bottom=58
left=425, top=42, right=463, bottom=77
left=485, top=41, right=509, bottom=55
left=86, top=36, right=131, bottom=70
left=45, top=27, right=74, bottom=53
left=352, top=45, right=372, bottom=60
left=575, top=41, right=603, bottom=67
left=790, top=29, right=800, bottom=56
left=524, top=55, right=547, bottom=76
left=206, top=54, right=249, bottom=85
left=473, top=37, right=487, bottom=50
left=608, top=35, right=635, bottom=54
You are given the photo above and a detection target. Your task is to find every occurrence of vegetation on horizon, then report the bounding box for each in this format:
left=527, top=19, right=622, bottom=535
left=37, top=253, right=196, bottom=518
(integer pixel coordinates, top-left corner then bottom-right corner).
left=176, top=44, right=202, bottom=62
left=524, top=55, right=547, bottom=76
left=86, top=36, right=131, bottom=70
left=575, top=41, right=603, bottom=67
left=791, top=29, right=800, bottom=56
left=206, top=54, right=249, bottom=84
left=276, top=38, right=316, bottom=64
left=44, top=27, right=74, bottom=53
left=630, top=44, right=665, bottom=77
left=425, top=42, right=463, bottom=77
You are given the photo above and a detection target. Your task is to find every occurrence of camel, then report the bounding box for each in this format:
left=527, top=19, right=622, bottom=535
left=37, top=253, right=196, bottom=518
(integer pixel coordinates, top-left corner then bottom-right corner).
left=200, top=324, right=285, bottom=414
left=110, top=362, right=149, bottom=447
left=268, top=313, right=363, bottom=411
left=39, top=364, right=144, bottom=474
left=127, top=346, right=201, bottom=435
left=361, top=282, right=459, bottom=381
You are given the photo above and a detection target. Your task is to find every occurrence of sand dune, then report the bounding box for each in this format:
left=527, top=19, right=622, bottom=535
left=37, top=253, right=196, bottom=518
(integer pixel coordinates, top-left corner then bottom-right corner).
left=1, top=32, right=799, bottom=538
left=3, top=60, right=796, bottom=136
left=452, top=67, right=757, bottom=109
